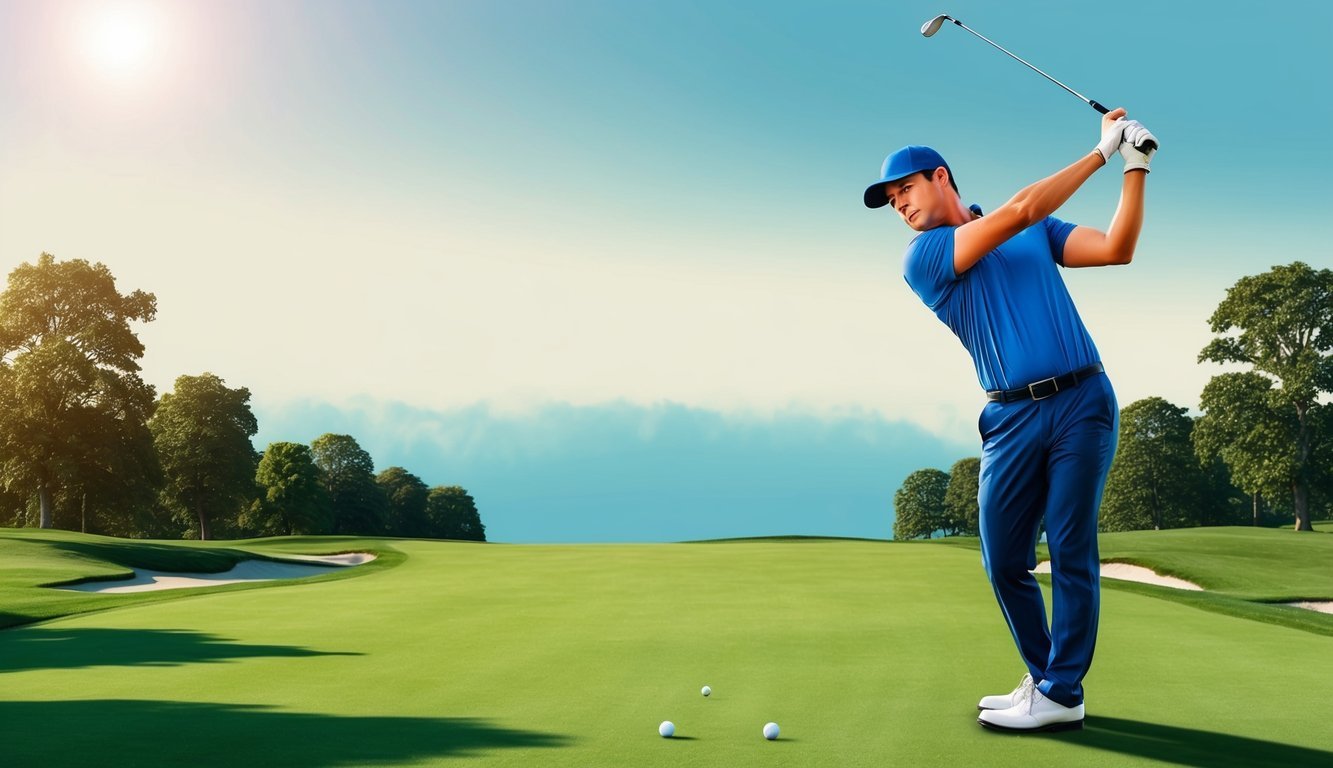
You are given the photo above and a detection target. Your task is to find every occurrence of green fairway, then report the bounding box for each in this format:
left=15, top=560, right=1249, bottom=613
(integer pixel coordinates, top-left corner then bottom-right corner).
left=2, top=529, right=1332, bottom=766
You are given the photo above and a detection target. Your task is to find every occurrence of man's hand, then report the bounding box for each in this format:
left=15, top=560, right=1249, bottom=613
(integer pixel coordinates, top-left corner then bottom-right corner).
left=1120, top=121, right=1157, bottom=173
left=1094, top=107, right=1129, bottom=163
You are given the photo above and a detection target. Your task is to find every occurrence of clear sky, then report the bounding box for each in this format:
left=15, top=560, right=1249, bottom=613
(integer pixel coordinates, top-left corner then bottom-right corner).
left=1, top=0, right=1330, bottom=540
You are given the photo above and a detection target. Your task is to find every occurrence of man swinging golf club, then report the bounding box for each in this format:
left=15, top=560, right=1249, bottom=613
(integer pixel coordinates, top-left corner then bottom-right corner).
left=865, top=110, right=1156, bottom=732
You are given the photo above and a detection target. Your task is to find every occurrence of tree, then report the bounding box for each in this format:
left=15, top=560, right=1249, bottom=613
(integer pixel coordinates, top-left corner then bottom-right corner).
left=310, top=434, right=386, bottom=535
left=249, top=442, right=330, bottom=536
left=1100, top=397, right=1208, bottom=531
left=59, top=415, right=163, bottom=536
left=1197, top=262, right=1333, bottom=531
left=425, top=485, right=485, bottom=541
left=943, top=457, right=980, bottom=536
left=377, top=467, right=429, bottom=538
left=1310, top=404, right=1333, bottom=521
left=1196, top=449, right=1251, bottom=528
left=0, top=253, right=158, bottom=529
left=893, top=468, right=949, bottom=540
left=150, top=373, right=259, bottom=540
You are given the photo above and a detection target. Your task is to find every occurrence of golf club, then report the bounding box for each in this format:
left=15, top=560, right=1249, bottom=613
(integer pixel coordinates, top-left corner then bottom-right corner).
left=921, top=13, right=1156, bottom=152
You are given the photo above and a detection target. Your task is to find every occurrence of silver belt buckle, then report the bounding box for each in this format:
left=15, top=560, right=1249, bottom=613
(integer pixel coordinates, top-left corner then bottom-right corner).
left=1028, top=376, right=1059, bottom=400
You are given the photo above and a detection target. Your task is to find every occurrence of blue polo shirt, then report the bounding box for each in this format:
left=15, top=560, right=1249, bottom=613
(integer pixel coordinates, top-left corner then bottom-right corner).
left=902, top=216, right=1101, bottom=392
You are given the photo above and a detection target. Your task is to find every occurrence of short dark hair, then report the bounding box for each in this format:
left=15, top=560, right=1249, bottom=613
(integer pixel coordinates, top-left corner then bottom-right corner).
left=921, top=168, right=959, bottom=194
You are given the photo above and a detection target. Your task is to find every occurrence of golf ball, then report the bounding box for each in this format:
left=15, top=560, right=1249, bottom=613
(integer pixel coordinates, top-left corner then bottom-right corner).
left=701, top=686, right=711, bottom=697
left=763, top=722, right=780, bottom=740
left=659, top=721, right=675, bottom=738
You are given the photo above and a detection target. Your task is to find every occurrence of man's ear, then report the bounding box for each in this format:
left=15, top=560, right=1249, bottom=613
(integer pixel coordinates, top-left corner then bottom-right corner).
left=933, top=166, right=950, bottom=186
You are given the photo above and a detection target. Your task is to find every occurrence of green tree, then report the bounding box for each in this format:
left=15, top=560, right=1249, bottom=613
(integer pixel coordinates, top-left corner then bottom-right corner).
left=1100, top=397, right=1208, bottom=531
left=0, top=253, right=158, bottom=529
left=425, top=485, right=485, bottom=541
left=150, top=373, right=259, bottom=540
left=1195, top=372, right=1304, bottom=528
left=249, top=442, right=330, bottom=536
left=893, top=468, right=949, bottom=540
left=377, top=467, right=429, bottom=538
left=1197, top=262, right=1333, bottom=531
left=1197, top=450, right=1251, bottom=528
left=310, top=434, right=387, bottom=535
left=1311, top=405, right=1333, bottom=521
left=943, top=457, right=980, bottom=536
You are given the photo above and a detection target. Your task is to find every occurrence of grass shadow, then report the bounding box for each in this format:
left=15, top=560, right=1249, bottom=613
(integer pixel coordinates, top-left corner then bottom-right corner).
left=0, top=627, right=360, bottom=674
left=1090, top=577, right=1333, bottom=638
left=0, top=700, right=570, bottom=767
left=1056, top=715, right=1333, bottom=768
left=13, top=535, right=254, bottom=573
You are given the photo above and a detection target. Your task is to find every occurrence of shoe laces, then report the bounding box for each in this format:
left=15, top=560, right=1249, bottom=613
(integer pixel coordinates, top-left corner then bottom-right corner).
left=1015, top=675, right=1036, bottom=714
left=1011, top=673, right=1033, bottom=699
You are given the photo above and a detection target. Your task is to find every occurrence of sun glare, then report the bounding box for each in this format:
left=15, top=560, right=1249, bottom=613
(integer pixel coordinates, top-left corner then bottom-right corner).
left=78, top=1, right=166, bottom=85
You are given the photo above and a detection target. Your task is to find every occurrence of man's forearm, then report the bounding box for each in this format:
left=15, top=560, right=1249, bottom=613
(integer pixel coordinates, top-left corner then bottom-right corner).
left=1102, top=171, right=1146, bottom=259
left=1000, top=151, right=1105, bottom=229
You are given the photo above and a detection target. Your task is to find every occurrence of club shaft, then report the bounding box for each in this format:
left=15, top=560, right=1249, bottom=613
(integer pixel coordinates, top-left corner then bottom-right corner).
left=948, top=18, right=1095, bottom=109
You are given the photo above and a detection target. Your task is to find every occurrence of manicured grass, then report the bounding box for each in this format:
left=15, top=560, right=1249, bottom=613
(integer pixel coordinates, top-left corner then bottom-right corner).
left=1, top=530, right=1331, bottom=766
left=940, top=527, right=1333, bottom=637
left=1090, top=526, right=1333, bottom=600
left=0, top=527, right=402, bottom=630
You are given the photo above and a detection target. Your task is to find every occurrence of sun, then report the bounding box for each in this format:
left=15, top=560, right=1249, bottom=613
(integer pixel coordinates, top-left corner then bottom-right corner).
left=77, top=1, right=166, bottom=85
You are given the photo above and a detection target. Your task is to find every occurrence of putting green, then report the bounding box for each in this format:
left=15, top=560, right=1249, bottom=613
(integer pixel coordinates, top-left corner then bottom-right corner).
left=1, top=533, right=1331, bottom=766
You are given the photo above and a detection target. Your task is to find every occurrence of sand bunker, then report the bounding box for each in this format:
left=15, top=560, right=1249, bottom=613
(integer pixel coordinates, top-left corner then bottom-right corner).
left=1033, top=561, right=1203, bottom=591
left=57, top=553, right=376, bottom=594
left=1284, top=601, right=1333, bottom=615
left=1034, top=562, right=1333, bottom=615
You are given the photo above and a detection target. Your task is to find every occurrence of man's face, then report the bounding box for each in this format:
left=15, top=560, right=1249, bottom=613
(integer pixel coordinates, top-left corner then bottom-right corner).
left=881, top=168, right=947, bottom=232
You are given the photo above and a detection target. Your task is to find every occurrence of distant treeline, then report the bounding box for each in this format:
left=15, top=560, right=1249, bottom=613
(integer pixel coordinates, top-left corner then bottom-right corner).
left=0, top=253, right=485, bottom=542
left=893, top=262, right=1333, bottom=539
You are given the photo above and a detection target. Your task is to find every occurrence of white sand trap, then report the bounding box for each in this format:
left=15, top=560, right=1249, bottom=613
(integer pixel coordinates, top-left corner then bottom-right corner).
left=1285, top=601, right=1333, bottom=614
left=1033, top=561, right=1203, bottom=591
left=1033, top=561, right=1333, bottom=613
left=57, top=553, right=376, bottom=594
left=269, top=552, right=376, bottom=566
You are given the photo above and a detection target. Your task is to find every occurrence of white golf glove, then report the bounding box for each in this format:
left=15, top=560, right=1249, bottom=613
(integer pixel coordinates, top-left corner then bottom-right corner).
left=1094, top=118, right=1128, bottom=163
left=1120, top=120, right=1157, bottom=173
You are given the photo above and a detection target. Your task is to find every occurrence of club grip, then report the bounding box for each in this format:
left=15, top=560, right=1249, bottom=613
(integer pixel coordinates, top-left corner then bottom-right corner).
left=1091, top=99, right=1156, bottom=152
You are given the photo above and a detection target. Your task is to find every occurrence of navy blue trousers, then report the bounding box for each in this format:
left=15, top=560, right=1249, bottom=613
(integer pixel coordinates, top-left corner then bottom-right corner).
left=977, top=372, right=1117, bottom=708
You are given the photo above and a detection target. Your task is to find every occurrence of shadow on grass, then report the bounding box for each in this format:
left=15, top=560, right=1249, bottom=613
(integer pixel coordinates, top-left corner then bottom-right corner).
left=0, top=700, right=570, bottom=767
left=15, top=536, right=250, bottom=572
left=1091, top=577, right=1333, bottom=638
left=0, top=627, right=359, bottom=674
left=1060, top=715, right=1333, bottom=768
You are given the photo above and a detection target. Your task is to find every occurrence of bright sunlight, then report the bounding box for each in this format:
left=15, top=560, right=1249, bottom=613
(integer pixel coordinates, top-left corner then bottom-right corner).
left=76, top=1, right=167, bottom=85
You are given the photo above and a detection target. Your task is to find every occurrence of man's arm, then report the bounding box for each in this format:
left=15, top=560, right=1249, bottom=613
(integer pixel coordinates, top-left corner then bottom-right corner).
left=952, top=108, right=1128, bottom=275
left=1060, top=171, right=1146, bottom=267
left=1062, top=121, right=1156, bottom=267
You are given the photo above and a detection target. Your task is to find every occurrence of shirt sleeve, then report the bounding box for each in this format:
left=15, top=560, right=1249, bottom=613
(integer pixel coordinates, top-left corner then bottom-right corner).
left=902, top=227, right=957, bottom=310
left=1044, top=215, right=1078, bottom=266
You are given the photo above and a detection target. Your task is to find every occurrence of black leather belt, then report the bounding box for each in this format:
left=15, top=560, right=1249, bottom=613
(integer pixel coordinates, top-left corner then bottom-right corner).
left=986, top=363, right=1104, bottom=403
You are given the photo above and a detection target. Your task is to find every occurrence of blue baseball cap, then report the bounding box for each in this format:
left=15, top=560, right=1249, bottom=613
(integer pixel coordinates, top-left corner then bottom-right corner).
left=863, top=145, right=952, bottom=209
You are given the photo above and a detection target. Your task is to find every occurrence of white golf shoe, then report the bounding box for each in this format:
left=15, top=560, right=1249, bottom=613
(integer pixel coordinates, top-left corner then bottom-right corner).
left=977, top=673, right=1034, bottom=711
left=976, top=682, right=1084, bottom=733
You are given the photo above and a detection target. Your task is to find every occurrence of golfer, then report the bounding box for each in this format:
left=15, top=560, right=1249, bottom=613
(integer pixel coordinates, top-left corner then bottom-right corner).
left=864, top=110, right=1155, bottom=732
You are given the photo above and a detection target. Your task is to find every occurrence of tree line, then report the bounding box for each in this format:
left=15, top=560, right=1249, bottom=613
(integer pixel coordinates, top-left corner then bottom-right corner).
left=0, top=253, right=485, bottom=542
left=893, top=262, right=1333, bottom=539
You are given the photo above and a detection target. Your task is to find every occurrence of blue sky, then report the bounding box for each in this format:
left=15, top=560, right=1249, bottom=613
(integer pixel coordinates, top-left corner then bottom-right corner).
left=1, top=1, right=1330, bottom=540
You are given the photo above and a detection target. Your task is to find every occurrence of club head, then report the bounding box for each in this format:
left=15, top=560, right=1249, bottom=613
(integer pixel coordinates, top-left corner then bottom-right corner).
left=921, top=14, right=952, bottom=37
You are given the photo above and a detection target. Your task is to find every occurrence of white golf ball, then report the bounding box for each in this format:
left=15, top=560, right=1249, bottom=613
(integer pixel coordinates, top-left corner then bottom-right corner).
left=763, top=722, right=780, bottom=740
left=659, top=721, right=675, bottom=738
left=701, top=685, right=711, bottom=697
